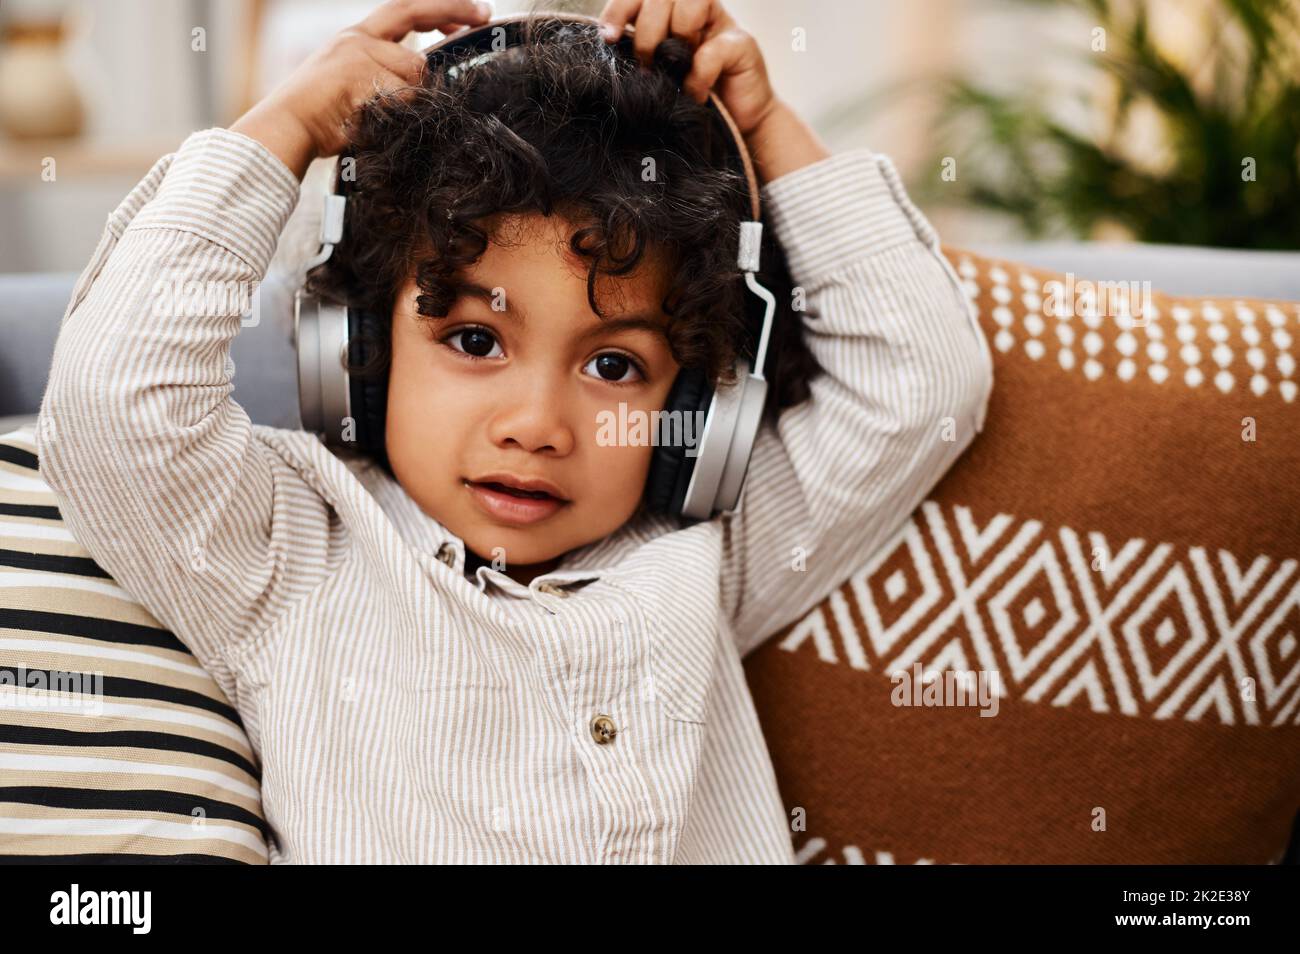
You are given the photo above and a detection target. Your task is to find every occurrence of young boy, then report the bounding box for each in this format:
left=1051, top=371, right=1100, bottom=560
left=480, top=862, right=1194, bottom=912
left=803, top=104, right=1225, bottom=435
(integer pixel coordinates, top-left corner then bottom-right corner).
left=37, top=0, right=992, bottom=863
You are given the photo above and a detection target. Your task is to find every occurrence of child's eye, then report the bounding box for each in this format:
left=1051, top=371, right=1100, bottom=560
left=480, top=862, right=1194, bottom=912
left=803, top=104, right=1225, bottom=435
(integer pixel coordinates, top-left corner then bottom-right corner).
left=440, top=326, right=503, bottom=360
left=439, top=325, right=646, bottom=386
left=584, top=352, right=646, bottom=386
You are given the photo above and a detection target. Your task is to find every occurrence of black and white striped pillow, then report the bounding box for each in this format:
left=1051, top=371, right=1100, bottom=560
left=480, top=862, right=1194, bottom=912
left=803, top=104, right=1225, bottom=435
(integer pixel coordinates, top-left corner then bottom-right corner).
left=0, top=426, right=268, bottom=863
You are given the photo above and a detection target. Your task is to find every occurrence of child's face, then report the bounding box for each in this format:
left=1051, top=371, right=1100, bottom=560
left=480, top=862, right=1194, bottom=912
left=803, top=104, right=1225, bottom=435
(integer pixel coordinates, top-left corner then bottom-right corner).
left=386, top=212, right=681, bottom=582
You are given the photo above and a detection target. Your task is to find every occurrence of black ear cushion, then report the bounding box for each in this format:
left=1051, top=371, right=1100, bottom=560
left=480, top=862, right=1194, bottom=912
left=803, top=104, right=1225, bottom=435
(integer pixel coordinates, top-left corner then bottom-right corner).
left=644, top=366, right=712, bottom=516
left=346, top=309, right=390, bottom=466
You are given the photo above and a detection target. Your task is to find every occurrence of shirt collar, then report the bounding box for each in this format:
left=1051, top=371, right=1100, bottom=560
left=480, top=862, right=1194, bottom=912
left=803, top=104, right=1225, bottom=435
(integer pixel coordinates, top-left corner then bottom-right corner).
left=468, top=562, right=602, bottom=598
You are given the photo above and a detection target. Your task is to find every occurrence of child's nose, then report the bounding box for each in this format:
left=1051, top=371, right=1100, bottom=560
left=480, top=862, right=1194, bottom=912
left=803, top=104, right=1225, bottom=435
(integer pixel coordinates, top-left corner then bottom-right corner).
left=486, top=392, right=577, bottom=456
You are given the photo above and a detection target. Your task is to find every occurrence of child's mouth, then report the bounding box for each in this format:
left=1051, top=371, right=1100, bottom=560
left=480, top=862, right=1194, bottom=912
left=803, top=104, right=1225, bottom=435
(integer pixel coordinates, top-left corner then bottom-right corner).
left=477, top=481, right=553, bottom=500
left=463, top=479, right=570, bottom=526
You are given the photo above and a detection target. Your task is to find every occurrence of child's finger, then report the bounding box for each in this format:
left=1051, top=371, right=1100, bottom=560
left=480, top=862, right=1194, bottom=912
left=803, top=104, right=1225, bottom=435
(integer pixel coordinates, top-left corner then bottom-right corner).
left=355, top=0, right=491, bottom=43
left=669, top=0, right=716, bottom=49
left=360, top=33, right=428, bottom=85
left=630, top=0, right=672, bottom=66
left=681, top=28, right=746, bottom=102
left=596, top=0, right=641, bottom=43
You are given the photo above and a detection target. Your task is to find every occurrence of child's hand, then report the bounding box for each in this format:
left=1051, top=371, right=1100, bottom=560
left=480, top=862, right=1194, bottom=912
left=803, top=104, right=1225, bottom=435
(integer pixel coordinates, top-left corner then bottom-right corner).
left=599, top=0, right=827, bottom=183
left=596, top=0, right=777, bottom=138
left=230, top=0, right=492, bottom=180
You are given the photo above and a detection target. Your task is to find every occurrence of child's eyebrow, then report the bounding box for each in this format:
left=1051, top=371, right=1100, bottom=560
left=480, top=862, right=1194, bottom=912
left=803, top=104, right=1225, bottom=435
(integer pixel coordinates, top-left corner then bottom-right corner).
left=453, top=280, right=669, bottom=344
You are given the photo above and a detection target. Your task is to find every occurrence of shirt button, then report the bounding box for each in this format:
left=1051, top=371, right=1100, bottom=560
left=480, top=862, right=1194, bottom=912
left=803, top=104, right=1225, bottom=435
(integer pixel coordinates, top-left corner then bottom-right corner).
left=537, top=581, right=569, bottom=598
left=436, top=543, right=457, bottom=567
left=589, top=713, right=617, bottom=745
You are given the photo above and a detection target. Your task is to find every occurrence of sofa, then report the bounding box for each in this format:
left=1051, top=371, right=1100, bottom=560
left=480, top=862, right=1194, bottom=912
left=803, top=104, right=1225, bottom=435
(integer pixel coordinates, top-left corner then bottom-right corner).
left=2, top=238, right=1298, bottom=863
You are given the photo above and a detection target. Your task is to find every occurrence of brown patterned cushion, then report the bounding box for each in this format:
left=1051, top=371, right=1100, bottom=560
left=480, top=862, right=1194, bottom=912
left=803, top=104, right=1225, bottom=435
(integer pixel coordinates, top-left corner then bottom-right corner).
left=745, top=247, right=1300, bottom=864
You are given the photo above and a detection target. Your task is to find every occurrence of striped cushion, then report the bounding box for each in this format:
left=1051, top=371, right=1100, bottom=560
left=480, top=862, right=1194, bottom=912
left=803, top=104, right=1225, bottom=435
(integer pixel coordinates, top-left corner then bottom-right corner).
left=0, top=426, right=268, bottom=863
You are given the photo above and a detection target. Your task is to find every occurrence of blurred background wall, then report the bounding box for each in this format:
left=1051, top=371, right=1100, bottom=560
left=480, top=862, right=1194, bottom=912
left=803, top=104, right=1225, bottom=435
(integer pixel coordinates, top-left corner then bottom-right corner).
left=0, top=0, right=1296, bottom=273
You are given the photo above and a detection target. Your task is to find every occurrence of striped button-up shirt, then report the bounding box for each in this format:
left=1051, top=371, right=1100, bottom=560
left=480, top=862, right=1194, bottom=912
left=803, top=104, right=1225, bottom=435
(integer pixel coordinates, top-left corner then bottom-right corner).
left=37, top=127, right=993, bottom=863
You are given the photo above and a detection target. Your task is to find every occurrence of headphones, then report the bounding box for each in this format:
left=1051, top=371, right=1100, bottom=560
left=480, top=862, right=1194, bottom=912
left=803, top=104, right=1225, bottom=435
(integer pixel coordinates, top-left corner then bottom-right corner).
left=294, top=12, right=776, bottom=522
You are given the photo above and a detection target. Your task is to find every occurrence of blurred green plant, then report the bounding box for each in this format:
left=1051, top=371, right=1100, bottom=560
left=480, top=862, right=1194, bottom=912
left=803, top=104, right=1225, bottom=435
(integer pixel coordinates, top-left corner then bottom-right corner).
left=918, top=0, right=1300, bottom=248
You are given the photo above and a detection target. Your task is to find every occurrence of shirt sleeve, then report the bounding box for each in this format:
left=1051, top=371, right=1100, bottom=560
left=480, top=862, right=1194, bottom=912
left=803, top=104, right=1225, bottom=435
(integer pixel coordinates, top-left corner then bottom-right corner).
left=36, top=127, right=334, bottom=682
left=720, top=148, right=994, bottom=658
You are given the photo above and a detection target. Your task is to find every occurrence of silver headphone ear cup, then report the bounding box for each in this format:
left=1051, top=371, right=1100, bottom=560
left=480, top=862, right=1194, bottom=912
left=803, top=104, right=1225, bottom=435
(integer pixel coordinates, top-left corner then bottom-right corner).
left=317, top=300, right=352, bottom=445
left=715, top=374, right=767, bottom=514
left=293, top=291, right=352, bottom=444
left=680, top=357, right=752, bottom=520
left=294, top=290, right=323, bottom=434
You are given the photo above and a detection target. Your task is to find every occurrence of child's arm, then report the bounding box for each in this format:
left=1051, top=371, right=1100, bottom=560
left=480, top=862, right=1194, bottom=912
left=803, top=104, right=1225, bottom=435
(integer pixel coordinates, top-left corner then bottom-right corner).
left=36, top=129, right=332, bottom=677
left=719, top=125, right=994, bottom=658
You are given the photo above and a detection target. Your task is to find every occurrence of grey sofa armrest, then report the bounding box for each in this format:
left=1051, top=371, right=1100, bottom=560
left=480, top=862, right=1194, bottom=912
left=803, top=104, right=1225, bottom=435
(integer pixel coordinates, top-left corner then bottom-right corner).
left=0, top=267, right=303, bottom=427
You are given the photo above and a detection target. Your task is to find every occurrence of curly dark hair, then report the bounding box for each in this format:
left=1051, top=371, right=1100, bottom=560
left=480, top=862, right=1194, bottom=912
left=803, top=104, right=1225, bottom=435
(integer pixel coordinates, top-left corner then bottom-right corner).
left=302, top=12, right=823, bottom=464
